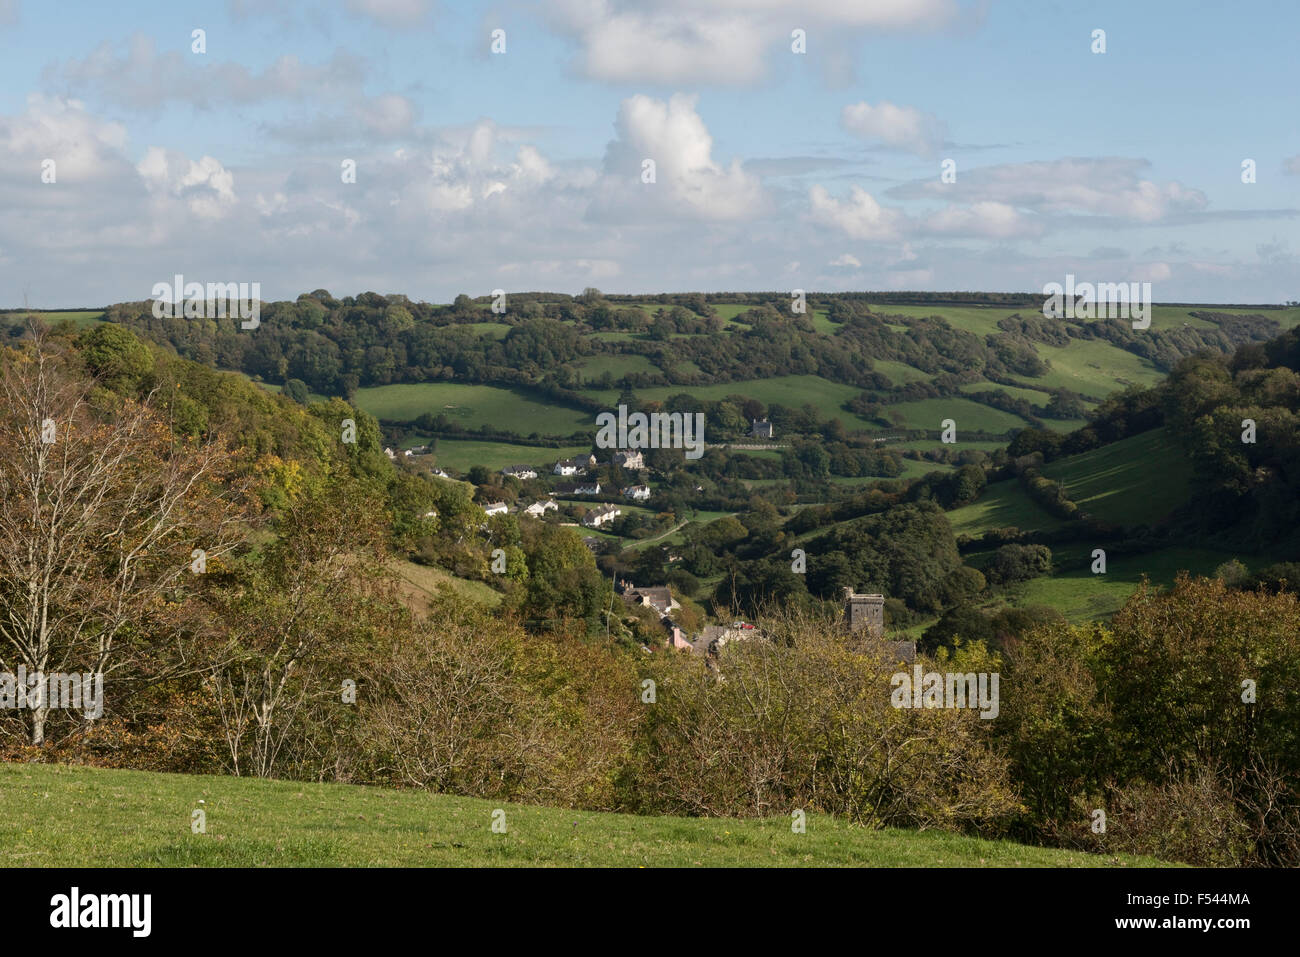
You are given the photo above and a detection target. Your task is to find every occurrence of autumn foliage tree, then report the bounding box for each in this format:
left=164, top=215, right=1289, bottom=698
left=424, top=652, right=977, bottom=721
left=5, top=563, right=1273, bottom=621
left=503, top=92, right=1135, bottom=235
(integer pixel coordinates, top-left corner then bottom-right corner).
left=0, top=329, right=250, bottom=747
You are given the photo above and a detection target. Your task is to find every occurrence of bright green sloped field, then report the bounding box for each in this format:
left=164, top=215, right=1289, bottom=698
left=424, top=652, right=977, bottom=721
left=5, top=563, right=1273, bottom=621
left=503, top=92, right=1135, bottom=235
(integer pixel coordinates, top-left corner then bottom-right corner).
left=1011, top=547, right=1262, bottom=622
left=946, top=480, right=1064, bottom=537
left=1042, top=427, right=1191, bottom=526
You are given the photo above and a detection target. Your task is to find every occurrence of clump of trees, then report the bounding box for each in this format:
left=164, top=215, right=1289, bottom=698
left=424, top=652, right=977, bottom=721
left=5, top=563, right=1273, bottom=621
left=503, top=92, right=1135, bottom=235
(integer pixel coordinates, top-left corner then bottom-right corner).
left=999, top=576, right=1300, bottom=866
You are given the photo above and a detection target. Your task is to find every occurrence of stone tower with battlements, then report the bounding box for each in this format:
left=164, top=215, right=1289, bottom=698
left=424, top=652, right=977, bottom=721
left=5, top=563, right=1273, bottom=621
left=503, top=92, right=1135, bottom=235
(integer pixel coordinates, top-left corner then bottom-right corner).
left=843, top=588, right=885, bottom=638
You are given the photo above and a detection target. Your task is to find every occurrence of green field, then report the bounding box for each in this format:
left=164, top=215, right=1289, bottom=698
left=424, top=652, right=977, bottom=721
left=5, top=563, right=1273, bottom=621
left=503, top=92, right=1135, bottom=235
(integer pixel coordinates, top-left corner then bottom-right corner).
left=1013, top=339, right=1164, bottom=400
left=947, top=480, right=1064, bottom=537
left=578, top=354, right=662, bottom=380
left=883, top=397, right=1029, bottom=434
left=870, top=359, right=932, bottom=385
left=1042, top=427, right=1192, bottom=526
left=958, top=380, right=1051, bottom=406
left=423, top=439, right=589, bottom=473
left=1011, top=547, right=1261, bottom=622
left=808, top=309, right=839, bottom=335
left=355, top=383, right=591, bottom=434
left=463, top=321, right=512, bottom=339
left=0, top=763, right=1168, bottom=867
left=611, top=375, right=877, bottom=431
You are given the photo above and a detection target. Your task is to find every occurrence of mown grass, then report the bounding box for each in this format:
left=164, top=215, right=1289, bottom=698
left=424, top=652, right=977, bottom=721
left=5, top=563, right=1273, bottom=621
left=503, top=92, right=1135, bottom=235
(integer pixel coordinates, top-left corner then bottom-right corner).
left=0, top=763, right=1170, bottom=868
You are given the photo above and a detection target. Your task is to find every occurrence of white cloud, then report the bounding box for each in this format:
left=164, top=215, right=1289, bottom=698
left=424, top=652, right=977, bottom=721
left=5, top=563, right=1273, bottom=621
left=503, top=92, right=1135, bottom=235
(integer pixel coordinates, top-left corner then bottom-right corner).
left=809, top=185, right=902, bottom=240
left=829, top=253, right=861, bottom=267
left=137, top=147, right=237, bottom=220
left=841, top=100, right=945, bottom=156
left=0, top=94, right=129, bottom=181
left=890, top=158, right=1207, bottom=223
left=592, top=94, right=764, bottom=222
left=543, top=0, right=962, bottom=85
left=924, top=200, right=1039, bottom=238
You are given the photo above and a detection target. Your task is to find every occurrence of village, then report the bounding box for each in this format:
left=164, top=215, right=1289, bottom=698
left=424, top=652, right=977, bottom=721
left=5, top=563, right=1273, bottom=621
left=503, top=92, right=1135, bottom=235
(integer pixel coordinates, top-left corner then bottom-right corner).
left=372, top=416, right=894, bottom=659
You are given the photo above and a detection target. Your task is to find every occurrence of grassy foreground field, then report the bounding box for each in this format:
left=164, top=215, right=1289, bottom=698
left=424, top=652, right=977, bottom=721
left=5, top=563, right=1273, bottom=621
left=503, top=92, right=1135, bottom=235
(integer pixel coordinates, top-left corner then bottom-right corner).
left=0, top=764, right=1170, bottom=868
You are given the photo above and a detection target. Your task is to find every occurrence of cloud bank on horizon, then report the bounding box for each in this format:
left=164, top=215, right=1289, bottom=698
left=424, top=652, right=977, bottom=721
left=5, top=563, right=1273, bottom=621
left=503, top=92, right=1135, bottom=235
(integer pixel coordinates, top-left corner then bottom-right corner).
left=0, top=0, right=1296, bottom=306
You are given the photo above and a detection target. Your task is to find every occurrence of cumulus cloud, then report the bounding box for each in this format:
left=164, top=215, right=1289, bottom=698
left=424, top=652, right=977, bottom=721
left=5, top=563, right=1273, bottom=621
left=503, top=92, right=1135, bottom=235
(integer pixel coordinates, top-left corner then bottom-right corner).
left=829, top=253, right=861, bottom=267
left=543, top=0, right=962, bottom=85
left=137, top=148, right=237, bottom=219
left=591, top=94, right=764, bottom=222
left=0, top=94, right=129, bottom=181
left=841, top=100, right=946, bottom=156
left=809, top=185, right=902, bottom=240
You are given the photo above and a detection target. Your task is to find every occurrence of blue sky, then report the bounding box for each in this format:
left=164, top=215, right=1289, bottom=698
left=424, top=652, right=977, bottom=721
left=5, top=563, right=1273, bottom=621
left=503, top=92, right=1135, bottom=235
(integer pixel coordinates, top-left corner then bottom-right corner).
left=0, top=0, right=1296, bottom=306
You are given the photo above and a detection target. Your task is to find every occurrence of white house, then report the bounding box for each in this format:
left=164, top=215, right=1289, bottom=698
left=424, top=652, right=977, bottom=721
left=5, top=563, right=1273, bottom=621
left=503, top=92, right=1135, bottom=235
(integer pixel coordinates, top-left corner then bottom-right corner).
left=483, top=502, right=509, bottom=517
left=582, top=505, right=621, bottom=528
left=612, top=450, right=644, bottom=470
left=558, top=480, right=601, bottom=495
left=384, top=447, right=396, bottom=459
left=430, top=468, right=451, bottom=479
left=502, top=465, right=538, bottom=480
left=523, top=499, right=558, bottom=518
left=623, top=485, right=651, bottom=501
left=553, top=454, right=596, bottom=475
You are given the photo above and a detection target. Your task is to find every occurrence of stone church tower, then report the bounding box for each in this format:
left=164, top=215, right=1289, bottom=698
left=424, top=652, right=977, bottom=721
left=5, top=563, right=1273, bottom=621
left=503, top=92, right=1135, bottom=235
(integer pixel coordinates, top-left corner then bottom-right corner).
left=843, top=588, right=885, bottom=638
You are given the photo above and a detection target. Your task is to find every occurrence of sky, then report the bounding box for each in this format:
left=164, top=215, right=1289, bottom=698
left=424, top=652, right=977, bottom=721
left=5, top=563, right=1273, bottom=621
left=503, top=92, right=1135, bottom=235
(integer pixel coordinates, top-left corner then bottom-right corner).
left=0, top=0, right=1296, bottom=307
